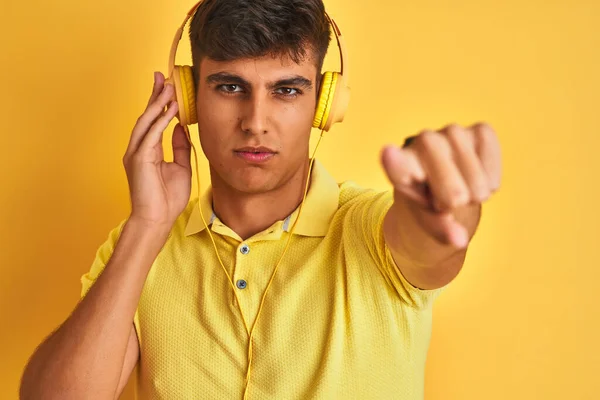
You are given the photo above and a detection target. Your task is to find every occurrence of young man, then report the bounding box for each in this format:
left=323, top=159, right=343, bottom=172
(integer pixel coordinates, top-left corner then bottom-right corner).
left=20, top=0, right=502, bottom=399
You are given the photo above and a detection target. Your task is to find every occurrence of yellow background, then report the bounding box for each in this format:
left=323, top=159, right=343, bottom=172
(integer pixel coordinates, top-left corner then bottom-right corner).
left=1, top=0, right=598, bottom=399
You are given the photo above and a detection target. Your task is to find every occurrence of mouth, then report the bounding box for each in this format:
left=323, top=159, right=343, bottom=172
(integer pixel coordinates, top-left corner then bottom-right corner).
left=233, top=146, right=277, bottom=163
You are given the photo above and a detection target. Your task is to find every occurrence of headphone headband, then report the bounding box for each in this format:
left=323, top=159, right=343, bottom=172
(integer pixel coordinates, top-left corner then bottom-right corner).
left=323, top=12, right=349, bottom=82
left=168, top=2, right=198, bottom=76
left=168, top=1, right=348, bottom=83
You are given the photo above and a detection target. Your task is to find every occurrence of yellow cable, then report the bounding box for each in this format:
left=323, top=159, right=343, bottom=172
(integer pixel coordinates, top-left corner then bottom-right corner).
left=242, top=131, right=325, bottom=399
left=183, top=125, right=326, bottom=400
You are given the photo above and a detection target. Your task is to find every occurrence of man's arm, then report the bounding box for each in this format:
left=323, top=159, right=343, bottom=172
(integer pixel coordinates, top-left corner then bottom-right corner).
left=19, top=219, right=169, bottom=400
left=20, top=72, right=192, bottom=399
left=381, top=123, right=502, bottom=290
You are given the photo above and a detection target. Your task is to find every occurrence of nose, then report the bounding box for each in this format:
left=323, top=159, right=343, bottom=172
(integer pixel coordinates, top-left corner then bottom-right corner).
left=240, top=92, right=269, bottom=135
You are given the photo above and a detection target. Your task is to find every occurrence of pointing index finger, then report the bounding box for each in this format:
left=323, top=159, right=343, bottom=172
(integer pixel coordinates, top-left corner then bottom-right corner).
left=381, top=145, right=429, bottom=208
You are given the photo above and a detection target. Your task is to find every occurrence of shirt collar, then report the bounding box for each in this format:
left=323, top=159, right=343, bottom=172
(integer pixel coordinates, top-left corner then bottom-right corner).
left=184, top=159, right=340, bottom=238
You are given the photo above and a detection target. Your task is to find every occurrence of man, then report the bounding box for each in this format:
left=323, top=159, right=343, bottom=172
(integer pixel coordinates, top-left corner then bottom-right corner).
left=20, top=0, right=502, bottom=399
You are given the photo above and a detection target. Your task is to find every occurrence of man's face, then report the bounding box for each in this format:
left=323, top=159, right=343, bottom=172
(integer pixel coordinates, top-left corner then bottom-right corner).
left=195, top=52, right=319, bottom=195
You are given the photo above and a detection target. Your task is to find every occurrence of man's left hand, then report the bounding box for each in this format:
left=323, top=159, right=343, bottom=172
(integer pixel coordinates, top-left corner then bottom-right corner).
left=381, top=123, right=502, bottom=249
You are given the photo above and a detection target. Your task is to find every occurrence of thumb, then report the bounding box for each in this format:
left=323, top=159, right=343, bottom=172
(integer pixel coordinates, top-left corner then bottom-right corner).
left=172, top=123, right=191, bottom=170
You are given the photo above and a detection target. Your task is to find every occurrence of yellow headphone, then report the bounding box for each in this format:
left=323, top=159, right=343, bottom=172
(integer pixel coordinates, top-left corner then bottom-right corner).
left=165, top=0, right=351, bottom=132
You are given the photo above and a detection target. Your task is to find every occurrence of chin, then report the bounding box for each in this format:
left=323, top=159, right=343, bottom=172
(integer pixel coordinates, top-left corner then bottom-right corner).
left=224, top=166, right=282, bottom=195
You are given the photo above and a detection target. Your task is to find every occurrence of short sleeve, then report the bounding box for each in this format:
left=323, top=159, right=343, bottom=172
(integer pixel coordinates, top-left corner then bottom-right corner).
left=342, top=185, right=447, bottom=309
left=80, top=218, right=128, bottom=298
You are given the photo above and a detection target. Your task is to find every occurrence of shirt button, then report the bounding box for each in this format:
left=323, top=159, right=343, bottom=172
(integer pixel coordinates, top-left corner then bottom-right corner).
left=236, top=279, right=248, bottom=289
left=240, top=244, right=250, bottom=255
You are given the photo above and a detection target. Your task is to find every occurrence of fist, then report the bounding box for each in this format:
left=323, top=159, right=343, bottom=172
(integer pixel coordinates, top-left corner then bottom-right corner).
left=381, top=123, right=502, bottom=246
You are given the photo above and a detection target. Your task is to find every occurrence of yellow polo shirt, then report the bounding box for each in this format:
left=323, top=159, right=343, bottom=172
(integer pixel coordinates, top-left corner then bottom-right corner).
left=81, top=160, right=446, bottom=400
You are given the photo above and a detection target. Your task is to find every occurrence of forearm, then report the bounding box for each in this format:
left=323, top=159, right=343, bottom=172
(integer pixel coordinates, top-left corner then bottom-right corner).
left=20, top=218, right=171, bottom=400
left=385, top=191, right=481, bottom=268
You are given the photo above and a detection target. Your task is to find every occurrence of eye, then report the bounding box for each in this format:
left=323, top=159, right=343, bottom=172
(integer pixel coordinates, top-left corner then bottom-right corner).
left=275, top=87, right=300, bottom=97
left=217, top=84, right=244, bottom=94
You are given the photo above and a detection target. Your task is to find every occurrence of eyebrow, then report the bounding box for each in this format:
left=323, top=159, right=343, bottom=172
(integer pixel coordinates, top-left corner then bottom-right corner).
left=206, top=72, right=313, bottom=90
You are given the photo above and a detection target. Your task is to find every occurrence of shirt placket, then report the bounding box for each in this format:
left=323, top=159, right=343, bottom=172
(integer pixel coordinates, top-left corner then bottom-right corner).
left=231, top=241, right=253, bottom=320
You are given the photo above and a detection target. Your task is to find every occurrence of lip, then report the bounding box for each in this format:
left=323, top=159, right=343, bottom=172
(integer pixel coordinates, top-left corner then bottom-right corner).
left=233, top=146, right=277, bottom=163
left=234, top=146, right=277, bottom=153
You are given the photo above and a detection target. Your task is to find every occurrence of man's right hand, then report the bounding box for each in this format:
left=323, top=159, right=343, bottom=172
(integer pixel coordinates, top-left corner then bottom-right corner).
left=123, top=71, right=192, bottom=227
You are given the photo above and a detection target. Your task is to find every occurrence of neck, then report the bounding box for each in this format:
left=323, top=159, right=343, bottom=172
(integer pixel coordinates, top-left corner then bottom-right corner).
left=210, top=160, right=312, bottom=241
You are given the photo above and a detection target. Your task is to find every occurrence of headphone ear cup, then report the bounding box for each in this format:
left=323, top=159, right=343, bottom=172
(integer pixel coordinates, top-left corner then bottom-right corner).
left=313, top=71, right=338, bottom=130
left=323, top=73, right=350, bottom=132
left=172, top=65, right=197, bottom=126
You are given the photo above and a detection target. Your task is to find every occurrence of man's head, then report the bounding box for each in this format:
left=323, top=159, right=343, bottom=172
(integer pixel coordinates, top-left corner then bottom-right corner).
left=187, top=0, right=331, bottom=195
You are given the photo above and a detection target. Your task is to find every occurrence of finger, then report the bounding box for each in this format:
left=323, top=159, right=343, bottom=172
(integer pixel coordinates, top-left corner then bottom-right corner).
left=146, top=72, right=169, bottom=130
left=414, top=130, right=470, bottom=212
left=435, top=212, right=470, bottom=248
left=126, top=84, right=174, bottom=155
left=139, top=100, right=179, bottom=151
left=172, top=123, right=192, bottom=170
left=471, top=122, right=502, bottom=192
left=147, top=71, right=166, bottom=108
left=443, top=124, right=491, bottom=203
left=399, top=191, right=469, bottom=248
left=141, top=72, right=167, bottom=145
left=381, top=145, right=429, bottom=208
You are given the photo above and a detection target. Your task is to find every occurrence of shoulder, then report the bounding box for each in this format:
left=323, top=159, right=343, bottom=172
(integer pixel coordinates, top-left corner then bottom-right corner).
left=337, top=180, right=394, bottom=216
